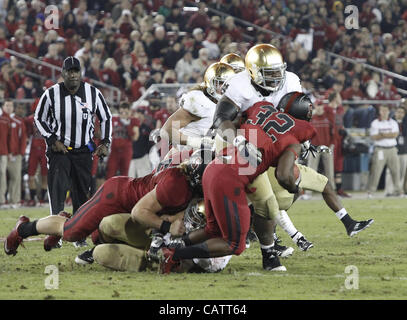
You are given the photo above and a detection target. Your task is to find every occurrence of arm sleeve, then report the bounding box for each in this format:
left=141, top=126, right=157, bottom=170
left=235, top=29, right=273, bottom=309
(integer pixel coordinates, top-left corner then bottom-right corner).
left=95, top=89, right=112, bottom=144
left=287, top=72, right=303, bottom=92
left=34, top=90, right=56, bottom=146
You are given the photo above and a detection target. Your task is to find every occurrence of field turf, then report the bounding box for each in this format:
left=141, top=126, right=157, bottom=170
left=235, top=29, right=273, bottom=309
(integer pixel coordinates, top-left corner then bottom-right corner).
left=0, top=195, right=406, bottom=301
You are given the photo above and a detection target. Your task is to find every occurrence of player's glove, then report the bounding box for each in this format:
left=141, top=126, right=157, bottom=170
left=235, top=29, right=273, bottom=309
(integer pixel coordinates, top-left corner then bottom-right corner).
left=301, top=141, right=332, bottom=159
left=316, top=145, right=332, bottom=154
left=146, top=230, right=164, bottom=263
left=233, top=135, right=262, bottom=167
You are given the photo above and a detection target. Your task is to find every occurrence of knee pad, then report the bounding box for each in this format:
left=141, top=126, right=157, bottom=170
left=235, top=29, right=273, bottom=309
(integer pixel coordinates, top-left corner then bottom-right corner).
left=93, top=244, right=148, bottom=272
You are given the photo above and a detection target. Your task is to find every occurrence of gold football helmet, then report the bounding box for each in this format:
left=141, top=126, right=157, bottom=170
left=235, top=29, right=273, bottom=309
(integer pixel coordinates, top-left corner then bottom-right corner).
left=245, top=43, right=287, bottom=92
left=204, top=62, right=235, bottom=100
left=220, top=53, right=245, bottom=73
left=184, top=198, right=206, bottom=232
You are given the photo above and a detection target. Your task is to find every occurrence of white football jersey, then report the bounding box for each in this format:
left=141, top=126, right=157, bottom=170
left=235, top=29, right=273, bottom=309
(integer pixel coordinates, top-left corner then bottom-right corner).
left=178, top=89, right=216, bottom=138
left=223, top=69, right=303, bottom=112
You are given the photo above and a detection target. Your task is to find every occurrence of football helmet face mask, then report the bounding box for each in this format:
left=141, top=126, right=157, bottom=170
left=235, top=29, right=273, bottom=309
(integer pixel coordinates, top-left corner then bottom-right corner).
left=204, top=62, right=236, bottom=100
left=277, top=91, right=313, bottom=122
left=220, top=53, right=245, bottom=73
left=184, top=198, right=206, bottom=232
left=245, top=44, right=287, bottom=92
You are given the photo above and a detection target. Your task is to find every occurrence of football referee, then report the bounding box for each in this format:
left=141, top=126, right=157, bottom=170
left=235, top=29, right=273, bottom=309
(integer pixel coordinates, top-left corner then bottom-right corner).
left=34, top=56, right=112, bottom=245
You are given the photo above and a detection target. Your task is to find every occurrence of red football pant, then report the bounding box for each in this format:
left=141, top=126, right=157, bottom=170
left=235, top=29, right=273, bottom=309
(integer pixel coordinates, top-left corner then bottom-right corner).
left=63, top=176, right=134, bottom=242
left=202, top=161, right=251, bottom=256
left=28, top=147, right=47, bottom=176
left=106, top=148, right=132, bottom=179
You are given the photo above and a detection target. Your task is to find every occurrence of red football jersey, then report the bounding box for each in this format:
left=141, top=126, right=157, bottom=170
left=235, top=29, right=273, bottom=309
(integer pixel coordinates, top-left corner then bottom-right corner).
left=226, top=101, right=316, bottom=181
left=111, top=116, right=139, bottom=149
left=25, top=115, right=46, bottom=149
left=124, top=166, right=193, bottom=216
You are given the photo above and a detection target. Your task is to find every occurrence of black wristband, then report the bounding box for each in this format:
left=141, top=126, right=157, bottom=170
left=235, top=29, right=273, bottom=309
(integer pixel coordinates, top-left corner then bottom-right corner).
left=159, top=220, right=171, bottom=234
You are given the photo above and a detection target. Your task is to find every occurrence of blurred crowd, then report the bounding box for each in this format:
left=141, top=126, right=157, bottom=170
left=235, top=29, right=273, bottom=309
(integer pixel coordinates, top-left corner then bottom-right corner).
left=1, top=0, right=407, bottom=206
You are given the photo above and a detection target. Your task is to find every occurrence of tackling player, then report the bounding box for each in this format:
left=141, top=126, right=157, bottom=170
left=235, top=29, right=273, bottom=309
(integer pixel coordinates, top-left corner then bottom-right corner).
left=160, top=62, right=235, bottom=153
left=77, top=199, right=231, bottom=273
left=158, top=93, right=317, bottom=274
left=3, top=149, right=212, bottom=257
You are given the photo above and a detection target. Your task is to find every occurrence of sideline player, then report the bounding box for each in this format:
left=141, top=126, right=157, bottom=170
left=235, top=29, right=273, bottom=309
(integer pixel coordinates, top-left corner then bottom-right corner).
left=3, top=149, right=212, bottom=257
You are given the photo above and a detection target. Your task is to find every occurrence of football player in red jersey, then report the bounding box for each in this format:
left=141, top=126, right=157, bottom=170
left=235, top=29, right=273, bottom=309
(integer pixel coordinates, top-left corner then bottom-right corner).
left=3, top=149, right=211, bottom=257
left=157, top=92, right=316, bottom=273
left=25, top=102, right=48, bottom=206
left=105, top=101, right=140, bottom=179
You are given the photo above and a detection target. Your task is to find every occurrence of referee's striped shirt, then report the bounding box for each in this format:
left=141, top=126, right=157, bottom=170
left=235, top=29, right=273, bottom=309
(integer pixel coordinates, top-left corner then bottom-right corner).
left=34, top=81, right=112, bottom=149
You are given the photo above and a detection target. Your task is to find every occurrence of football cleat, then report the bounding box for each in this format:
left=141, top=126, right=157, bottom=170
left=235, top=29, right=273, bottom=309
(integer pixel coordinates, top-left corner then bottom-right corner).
left=272, top=242, right=294, bottom=258
left=261, top=248, right=287, bottom=271
left=296, top=236, right=314, bottom=251
left=73, top=239, right=88, bottom=248
left=4, top=216, right=30, bottom=256
left=346, top=219, right=374, bottom=237
left=75, top=249, right=94, bottom=265
left=44, top=211, right=71, bottom=251
left=157, top=247, right=180, bottom=274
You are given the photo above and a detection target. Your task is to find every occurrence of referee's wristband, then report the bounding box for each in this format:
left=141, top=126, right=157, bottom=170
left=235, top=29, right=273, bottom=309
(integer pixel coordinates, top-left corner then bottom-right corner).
left=159, top=220, right=171, bottom=234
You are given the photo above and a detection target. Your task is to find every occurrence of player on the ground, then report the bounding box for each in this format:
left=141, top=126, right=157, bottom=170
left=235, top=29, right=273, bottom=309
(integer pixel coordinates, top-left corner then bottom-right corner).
left=76, top=199, right=231, bottom=273
left=3, top=149, right=212, bottom=257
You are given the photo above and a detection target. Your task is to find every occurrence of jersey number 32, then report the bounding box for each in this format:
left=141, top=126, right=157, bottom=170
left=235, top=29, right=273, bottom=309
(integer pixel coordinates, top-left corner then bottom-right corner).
left=246, top=105, right=295, bottom=142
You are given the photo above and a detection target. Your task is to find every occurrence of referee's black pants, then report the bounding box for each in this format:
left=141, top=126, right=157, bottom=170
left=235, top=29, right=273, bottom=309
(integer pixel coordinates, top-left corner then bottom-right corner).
left=46, top=149, right=93, bottom=216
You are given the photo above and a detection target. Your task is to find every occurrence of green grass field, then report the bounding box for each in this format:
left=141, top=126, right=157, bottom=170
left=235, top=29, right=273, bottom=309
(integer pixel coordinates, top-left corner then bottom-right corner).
left=0, top=196, right=406, bottom=301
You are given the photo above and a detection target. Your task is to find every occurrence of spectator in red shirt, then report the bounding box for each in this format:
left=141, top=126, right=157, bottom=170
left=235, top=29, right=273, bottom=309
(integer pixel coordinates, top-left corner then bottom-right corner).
left=223, top=16, right=243, bottom=42
left=16, top=77, right=38, bottom=100
left=106, top=101, right=139, bottom=179
left=113, top=38, right=131, bottom=66
left=154, top=95, right=178, bottom=130
left=40, top=43, right=62, bottom=79
left=131, top=71, right=148, bottom=101
left=342, top=78, right=366, bottom=101
left=186, top=2, right=211, bottom=32
left=100, top=58, right=120, bottom=87
left=0, top=62, right=18, bottom=98
left=206, top=15, right=223, bottom=42
left=9, top=28, right=32, bottom=54
left=5, top=11, right=19, bottom=36
left=376, top=78, right=402, bottom=101
left=239, top=0, right=258, bottom=23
